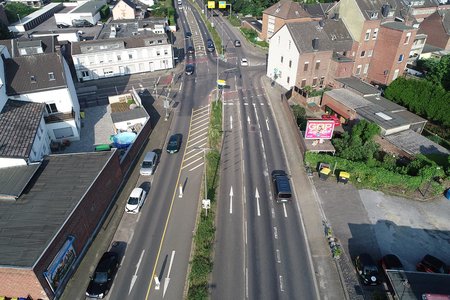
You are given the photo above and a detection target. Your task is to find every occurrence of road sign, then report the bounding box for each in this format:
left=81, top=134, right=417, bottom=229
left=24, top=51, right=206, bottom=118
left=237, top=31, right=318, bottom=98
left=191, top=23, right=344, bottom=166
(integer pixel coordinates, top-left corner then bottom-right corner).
left=163, top=99, right=170, bottom=108
left=202, top=199, right=211, bottom=209
left=208, top=1, right=215, bottom=8
left=219, top=1, right=226, bottom=8
left=217, top=79, right=226, bottom=86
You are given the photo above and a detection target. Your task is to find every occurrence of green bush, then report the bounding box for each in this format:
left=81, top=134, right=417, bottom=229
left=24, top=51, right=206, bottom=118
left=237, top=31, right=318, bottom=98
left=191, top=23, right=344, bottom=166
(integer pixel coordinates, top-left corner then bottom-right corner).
left=100, top=5, right=110, bottom=20
left=5, top=3, right=37, bottom=23
left=228, top=15, right=241, bottom=26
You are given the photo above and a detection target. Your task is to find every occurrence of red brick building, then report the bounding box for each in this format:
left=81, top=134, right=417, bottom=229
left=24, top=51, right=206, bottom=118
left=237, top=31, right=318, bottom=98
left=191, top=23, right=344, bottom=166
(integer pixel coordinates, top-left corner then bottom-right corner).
left=419, top=10, right=450, bottom=50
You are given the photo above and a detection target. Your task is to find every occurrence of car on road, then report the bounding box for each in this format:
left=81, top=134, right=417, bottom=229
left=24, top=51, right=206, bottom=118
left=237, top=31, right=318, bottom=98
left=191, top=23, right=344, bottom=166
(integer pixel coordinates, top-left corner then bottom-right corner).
left=185, top=64, right=195, bottom=75
left=187, top=46, right=195, bottom=56
left=185, top=31, right=192, bottom=38
left=234, top=39, right=241, bottom=47
left=140, top=151, right=158, bottom=175
left=206, top=39, right=215, bottom=52
left=321, top=114, right=341, bottom=126
left=125, top=188, right=147, bottom=213
left=85, top=252, right=119, bottom=298
left=417, top=254, right=450, bottom=274
left=167, top=134, right=182, bottom=154
left=240, top=58, right=249, bottom=66
left=355, top=253, right=381, bottom=285
left=271, top=170, right=292, bottom=203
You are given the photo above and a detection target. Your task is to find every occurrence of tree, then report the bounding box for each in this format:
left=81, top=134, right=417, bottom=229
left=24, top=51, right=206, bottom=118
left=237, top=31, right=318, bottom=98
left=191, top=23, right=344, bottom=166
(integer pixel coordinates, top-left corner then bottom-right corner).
left=417, top=55, right=450, bottom=91
left=5, top=3, right=37, bottom=23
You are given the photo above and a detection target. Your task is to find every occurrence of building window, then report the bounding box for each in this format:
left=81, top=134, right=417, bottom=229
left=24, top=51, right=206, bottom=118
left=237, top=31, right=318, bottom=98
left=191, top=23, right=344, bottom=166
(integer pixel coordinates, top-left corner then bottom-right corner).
left=363, top=64, right=369, bottom=74
left=287, top=76, right=290, bottom=84
left=81, top=70, right=89, bottom=77
left=360, top=51, right=365, bottom=57
left=372, top=28, right=378, bottom=40
left=393, top=69, right=399, bottom=80
left=129, top=53, right=133, bottom=59
left=117, top=55, right=121, bottom=61
left=48, top=72, right=55, bottom=81
left=301, top=79, right=306, bottom=87
left=319, top=76, right=325, bottom=86
left=398, top=54, right=404, bottom=62
left=289, top=60, right=292, bottom=68
left=164, top=49, right=168, bottom=55
left=30, top=75, right=36, bottom=83
left=404, top=32, right=411, bottom=44
left=315, top=60, right=320, bottom=70
left=368, top=49, right=373, bottom=57
left=312, top=77, right=318, bottom=86
left=304, top=62, right=309, bottom=71
left=281, top=56, right=283, bottom=63
left=46, top=103, right=58, bottom=114
left=365, top=29, right=371, bottom=41
left=157, top=40, right=163, bottom=44
left=356, top=65, right=362, bottom=75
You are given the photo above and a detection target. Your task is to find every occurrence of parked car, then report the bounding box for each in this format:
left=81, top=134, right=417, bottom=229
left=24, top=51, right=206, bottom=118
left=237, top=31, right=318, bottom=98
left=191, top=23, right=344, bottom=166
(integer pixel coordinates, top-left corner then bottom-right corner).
left=185, top=64, right=195, bottom=75
left=140, top=151, right=158, bottom=175
left=417, top=254, right=450, bottom=274
left=206, top=39, right=215, bottom=52
left=125, top=188, right=147, bottom=213
left=187, top=46, right=195, bottom=56
left=240, top=58, right=249, bottom=66
left=185, top=31, right=192, bottom=38
left=85, top=252, right=119, bottom=298
left=355, top=253, right=381, bottom=285
left=321, top=114, right=341, bottom=126
left=166, top=134, right=182, bottom=154
left=234, top=39, right=241, bottom=47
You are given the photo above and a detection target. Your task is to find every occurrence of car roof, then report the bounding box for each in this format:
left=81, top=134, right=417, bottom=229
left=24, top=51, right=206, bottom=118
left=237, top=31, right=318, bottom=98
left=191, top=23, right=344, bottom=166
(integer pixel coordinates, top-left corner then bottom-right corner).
left=96, top=252, right=118, bottom=271
left=144, top=151, right=156, bottom=161
left=130, top=188, right=143, bottom=198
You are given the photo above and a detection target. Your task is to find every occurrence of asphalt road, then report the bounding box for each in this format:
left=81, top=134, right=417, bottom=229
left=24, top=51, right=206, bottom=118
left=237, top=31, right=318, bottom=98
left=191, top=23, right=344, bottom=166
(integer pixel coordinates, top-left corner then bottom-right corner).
left=210, top=13, right=318, bottom=300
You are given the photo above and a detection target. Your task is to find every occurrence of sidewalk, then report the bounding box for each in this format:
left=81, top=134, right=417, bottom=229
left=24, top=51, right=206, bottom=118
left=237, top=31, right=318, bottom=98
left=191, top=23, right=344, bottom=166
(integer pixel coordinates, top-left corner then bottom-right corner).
left=260, top=76, right=349, bottom=300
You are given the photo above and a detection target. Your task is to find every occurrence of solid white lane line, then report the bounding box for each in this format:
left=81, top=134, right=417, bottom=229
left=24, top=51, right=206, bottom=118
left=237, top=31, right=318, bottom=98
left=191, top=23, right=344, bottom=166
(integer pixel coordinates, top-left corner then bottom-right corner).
left=229, top=186, right=233, bottom=214
left=244, top=220, right=248, bottom=244
left=245, top=267, right=249, bottom=299
left=283, top=203, right=288, bottom=218
left=279, top=276, right=284, bottom=292
left=266, top=118, right=269, bottom=131
left=271, top=207, right=275, bottom=219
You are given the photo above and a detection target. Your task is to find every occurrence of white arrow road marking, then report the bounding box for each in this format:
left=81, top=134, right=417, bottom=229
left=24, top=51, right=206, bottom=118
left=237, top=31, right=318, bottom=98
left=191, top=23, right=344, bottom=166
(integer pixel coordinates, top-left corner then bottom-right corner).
left=283, top=203, right=288, bottom=218
left=129, top=250, right=145, bottom=294
left=266, top=118, right=270, bottom=131
left=230, top=115, right=233, bottom=130
left=163, top=250, right=176, bottom=297
left=247, top=115, right=250, bottom=124
left=255, top=188, right=260, bottom=216
left=229, top=186, right=234, bottom=214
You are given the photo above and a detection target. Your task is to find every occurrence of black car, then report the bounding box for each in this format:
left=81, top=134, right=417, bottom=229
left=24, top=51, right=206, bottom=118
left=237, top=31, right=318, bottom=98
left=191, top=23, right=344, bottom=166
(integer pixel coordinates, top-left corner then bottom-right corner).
left=167, top=134, right=182, bottom=154
left=206, top=39, right=215, bottom=52
left=355, top=253, right=381, bottom=285
left=187, top=46, right=195, bottom=56
left=86, top=252, right=119, bottom=298
left=271, top=170, right=292, bottom=203
left=185, top=31, right=192, bottom=38
left=185, top=64, right=195, bottom=75
left=417, top=254, right=450, bottom=274
left=234, top=39, right=241, bottom=47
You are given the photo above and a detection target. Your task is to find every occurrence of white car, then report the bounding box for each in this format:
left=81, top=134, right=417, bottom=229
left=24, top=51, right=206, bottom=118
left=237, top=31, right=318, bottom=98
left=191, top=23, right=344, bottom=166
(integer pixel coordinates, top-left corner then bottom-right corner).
left=240, top=58, right=249, bottom=66
left=125, top=188, right=146, bottom=214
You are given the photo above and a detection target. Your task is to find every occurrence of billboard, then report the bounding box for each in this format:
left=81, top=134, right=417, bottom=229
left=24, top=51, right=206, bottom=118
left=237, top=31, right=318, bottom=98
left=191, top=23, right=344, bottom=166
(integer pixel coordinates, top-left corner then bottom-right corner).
left=208, top=1, right=215, bottom=8
left=305, top=120, right=335, bottom=140
left=219, top=1, right=226, bottom=8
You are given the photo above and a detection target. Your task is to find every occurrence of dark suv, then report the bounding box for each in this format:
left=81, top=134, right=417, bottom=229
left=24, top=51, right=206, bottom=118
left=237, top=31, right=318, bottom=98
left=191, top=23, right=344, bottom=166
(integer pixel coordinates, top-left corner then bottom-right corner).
left=86, top=252, right=119, bottom=298
left=417, top=254, right=450, bottom=274
left=271, top=170, right=292, bottom=203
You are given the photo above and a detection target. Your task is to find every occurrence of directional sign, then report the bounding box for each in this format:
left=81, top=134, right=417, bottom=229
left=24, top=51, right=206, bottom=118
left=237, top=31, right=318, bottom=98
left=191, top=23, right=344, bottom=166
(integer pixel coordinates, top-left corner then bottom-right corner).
left=202, top=199, right=211, bottom=209
left=208, top=1, right=215, bottom=8
left=217, top=79, right=226, bottom=86
left=219, top=1, right=226, bottom=8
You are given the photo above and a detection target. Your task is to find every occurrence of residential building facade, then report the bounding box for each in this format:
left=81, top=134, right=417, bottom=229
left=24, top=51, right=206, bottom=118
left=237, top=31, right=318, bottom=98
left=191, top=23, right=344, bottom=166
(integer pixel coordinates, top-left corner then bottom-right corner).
left=72, top=34, right=173, bottom=81
left=418, top=10, right=450, bottom=50
left=112, top=0, right=137, bottom=20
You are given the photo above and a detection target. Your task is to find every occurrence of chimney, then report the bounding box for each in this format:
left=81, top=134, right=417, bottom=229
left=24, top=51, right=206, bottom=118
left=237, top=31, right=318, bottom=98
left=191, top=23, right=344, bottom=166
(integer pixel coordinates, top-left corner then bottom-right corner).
left=312, top=38, right=319, bottom=51
left=381, top=4, right=390, bottom=18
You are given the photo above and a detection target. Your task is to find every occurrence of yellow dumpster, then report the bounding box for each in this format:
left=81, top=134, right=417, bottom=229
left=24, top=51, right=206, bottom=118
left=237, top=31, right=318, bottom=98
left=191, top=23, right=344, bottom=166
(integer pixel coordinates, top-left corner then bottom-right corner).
left=338, top=171, right=350, bottom=184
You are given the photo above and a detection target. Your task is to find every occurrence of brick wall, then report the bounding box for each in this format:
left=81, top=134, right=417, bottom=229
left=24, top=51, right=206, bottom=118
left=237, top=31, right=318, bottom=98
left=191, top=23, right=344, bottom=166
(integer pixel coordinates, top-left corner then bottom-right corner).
left=295, top=51, right=333, bottom=88
left=419, top=12, right=450, bottom=50
left=352, top=19, right=380, bottom=80
left=0, top=268, right=47, bottom=300
left=321, top=93, right=357, bottom=120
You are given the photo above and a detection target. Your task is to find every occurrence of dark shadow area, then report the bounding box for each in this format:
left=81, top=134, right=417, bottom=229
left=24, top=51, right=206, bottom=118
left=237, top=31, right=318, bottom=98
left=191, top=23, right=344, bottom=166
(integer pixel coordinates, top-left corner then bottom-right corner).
left=158, top=254, right=168, bottom=280
left=110, top=241, right=127, bottom=264
left=139, top=181, right=151, bottom=194
left=140, top=90, right=161, bottom=128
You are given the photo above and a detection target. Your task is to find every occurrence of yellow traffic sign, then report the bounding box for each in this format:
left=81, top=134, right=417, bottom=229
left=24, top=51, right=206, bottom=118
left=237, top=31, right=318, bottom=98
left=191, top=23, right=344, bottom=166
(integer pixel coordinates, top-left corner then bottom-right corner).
left=217, top=79, right=226, bottom=86
left=208, top=1, right=215, bottom=8
left=219, top=1, right=226, bottom=8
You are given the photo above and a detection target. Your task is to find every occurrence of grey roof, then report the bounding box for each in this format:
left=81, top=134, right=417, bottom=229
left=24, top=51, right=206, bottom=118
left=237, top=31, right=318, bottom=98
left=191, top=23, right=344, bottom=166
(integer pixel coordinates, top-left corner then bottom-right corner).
left=354, top=0, right=398, bottom=20
left=302, top=3, right=335, bottom=18
left=5, top=53, right=67, bottom=96
left=356, top=104, right=408, bottom=129
left=394, top=110, right=427, bottom=124
left=240, top=17, right=263, bottom=32
left=0, top=164, right=40, bottom=200
left=322, top=19, right=353, bottom=52
left=438, top=9, right=450, bottom=34
left=72, top=0, right=105, bottom=14
left=364, top=95, right=406, bottom=112
left=71, top=33, right=167, bottom=54
left=336, top=77, right=381, bottom=96
left=0, top=100, right=45, bottom=159
left=325, top=89, right=373, bottom=109
left=0, top=36, right=59, bottom=57
left=421, top=43, right=444, bottom=53
left=111, top=107, right=147, bottom=123
left=382, top=21, right=415, bottom=31
left=0, top=152, right=113, bottom=267
left=120, top=0, right=136, bottom=9
left=263, top=0, right=311, bottom=19
left=98, top=20, right=166, bottom=39
left=286, top=22, right=334, bottom=54
left=385, top=129, right=449, bottom=155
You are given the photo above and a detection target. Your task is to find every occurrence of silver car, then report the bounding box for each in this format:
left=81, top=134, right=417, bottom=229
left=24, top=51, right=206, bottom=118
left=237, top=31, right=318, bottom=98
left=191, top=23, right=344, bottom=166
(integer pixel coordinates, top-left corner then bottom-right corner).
left=140, top=151, right=157, bottom=175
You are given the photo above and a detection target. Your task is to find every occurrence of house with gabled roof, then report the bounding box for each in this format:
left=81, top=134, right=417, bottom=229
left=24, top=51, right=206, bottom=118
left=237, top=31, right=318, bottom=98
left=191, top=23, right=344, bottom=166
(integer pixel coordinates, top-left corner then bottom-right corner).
left=112, top=0, right=143, bottom=20
left=261, top=0, right=320, bottom=41
left=419, top=9, right=450, bottom=50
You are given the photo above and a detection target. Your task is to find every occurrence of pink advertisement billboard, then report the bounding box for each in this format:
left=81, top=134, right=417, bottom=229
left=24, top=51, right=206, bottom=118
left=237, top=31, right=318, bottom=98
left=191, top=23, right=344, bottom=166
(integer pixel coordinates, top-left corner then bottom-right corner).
left=305, top=120, right=335, bottom=140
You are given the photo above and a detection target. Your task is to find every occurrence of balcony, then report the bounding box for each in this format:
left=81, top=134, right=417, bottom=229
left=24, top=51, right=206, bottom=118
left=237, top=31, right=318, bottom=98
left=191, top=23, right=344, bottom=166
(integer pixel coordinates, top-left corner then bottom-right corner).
left=44, top=109, right=75, bottom=124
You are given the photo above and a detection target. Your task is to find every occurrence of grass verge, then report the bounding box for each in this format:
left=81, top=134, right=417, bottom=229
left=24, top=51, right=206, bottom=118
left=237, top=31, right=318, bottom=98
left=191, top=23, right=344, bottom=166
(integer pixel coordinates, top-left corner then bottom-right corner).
left=190, top=0, right=224, bottom=54
left=187, top=101, right=222, bottom=299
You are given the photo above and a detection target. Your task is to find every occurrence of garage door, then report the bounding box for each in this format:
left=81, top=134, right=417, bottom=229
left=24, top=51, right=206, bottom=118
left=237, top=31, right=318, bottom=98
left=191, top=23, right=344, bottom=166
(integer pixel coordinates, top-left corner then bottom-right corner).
left=53, top=127, right=74, bottom=139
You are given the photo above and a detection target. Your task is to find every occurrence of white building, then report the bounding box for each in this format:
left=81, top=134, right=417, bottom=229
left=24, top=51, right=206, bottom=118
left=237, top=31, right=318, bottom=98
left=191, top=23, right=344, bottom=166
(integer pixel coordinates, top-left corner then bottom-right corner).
left=54, top=0, right=106, bottom=27
left=71, top=33, right=173, bottom=81
left=7, top=54, right=81, bottom=142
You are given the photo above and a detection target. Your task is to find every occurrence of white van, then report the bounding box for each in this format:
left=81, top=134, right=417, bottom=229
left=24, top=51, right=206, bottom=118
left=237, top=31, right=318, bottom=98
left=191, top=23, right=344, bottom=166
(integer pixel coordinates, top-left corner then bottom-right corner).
left=140, top=151, right=157, bottom=175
